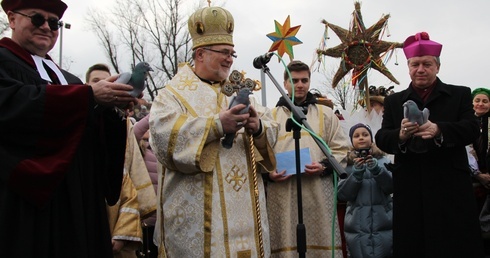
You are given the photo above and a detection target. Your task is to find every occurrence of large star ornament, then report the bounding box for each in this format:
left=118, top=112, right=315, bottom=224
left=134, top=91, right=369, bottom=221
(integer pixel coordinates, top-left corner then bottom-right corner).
left=267, top=15, right=302, bottom=62
left=317, top=2, right=402, bottom=90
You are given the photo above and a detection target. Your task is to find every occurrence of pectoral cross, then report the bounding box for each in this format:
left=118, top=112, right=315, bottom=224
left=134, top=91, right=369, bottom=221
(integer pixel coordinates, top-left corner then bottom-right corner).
left=221, top=70, right=260, bottom=96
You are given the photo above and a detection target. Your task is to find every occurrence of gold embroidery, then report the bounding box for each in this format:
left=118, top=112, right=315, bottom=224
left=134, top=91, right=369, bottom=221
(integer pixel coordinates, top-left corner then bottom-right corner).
left=197, top=119, right=217, bottom=172
left=271, top=244, right=342, bottom=253
left=167, top=115, right=187, bottom=170
left=319, top=106, right=325, bottom=137
left=204, top=173, right=213, bottom=258
left=216, top=156, right=231, bottom=257
left=237, top=250, right=251, bottom=258
left=225, top=165, right=247, bottom=192
left=178, top=76, right=199, bottom=90
left=236, top=236, right=248, bottom=250
left=173, top=207, right=185, bottom=226
left=166, top=86, right=198, bottom=118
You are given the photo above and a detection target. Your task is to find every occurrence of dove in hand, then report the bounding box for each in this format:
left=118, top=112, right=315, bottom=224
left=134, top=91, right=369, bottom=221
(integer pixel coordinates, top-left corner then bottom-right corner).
left=115, top=61, right=153, bottom=97
left=403, top=100, right=430, bottom=153
left=222, top=88, right=251, bottom=149
left=403, top=100, right=429, bottom=125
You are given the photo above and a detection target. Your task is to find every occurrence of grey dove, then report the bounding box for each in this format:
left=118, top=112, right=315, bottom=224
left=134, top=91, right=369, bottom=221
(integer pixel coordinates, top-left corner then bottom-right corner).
left=222, top=88, right=251, bottom=149
left=403, top=100, right=430, bottom=153
left=115, top=61, right=153, bottom=97
left=403, top=100, right=429, bottom=125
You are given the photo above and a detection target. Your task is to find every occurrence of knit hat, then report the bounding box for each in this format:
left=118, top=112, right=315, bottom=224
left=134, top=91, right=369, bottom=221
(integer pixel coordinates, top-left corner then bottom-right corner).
left=403, top=32, right=442, bottom=59
left=349, top=123, right=373, bottom=144
left=472, top=88, right=490, bottom=98
left=2, top=0, right=67, bottom=18
left=188, top=6, right=234, bottom=50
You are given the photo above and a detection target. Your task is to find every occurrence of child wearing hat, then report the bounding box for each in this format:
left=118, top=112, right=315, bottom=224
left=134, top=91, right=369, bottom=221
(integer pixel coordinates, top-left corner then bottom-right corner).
left=338, top=123, right=393, bottom=258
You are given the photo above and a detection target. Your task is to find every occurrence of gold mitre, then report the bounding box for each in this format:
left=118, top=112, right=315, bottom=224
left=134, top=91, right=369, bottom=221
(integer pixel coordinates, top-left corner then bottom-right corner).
left=188, top=6, right=234, bottom=50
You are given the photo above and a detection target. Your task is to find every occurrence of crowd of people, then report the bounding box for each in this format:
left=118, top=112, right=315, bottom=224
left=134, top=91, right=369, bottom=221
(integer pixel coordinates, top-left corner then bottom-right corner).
left=1, top=0, right=489, bottom=258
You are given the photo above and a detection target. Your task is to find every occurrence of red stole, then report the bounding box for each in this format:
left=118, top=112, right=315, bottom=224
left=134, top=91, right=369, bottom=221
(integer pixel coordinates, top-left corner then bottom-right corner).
left=0, top=37, right=92, bottom=207
left=411, top=80, right=437, bottom=103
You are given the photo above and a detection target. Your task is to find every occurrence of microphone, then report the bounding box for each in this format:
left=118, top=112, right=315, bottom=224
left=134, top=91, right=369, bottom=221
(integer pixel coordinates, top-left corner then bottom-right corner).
left=253, top=52, right=274, bottom=69
left=222, top=88, right=251, bottom=149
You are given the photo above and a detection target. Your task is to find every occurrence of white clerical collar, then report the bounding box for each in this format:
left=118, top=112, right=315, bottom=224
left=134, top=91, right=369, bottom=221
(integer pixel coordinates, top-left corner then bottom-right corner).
left=31, top=55, right=68, bottom=85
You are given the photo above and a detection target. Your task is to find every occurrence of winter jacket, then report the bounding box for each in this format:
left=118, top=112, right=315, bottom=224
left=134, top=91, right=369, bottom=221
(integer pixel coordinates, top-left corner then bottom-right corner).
left=338, top=155, right=393, bottom=258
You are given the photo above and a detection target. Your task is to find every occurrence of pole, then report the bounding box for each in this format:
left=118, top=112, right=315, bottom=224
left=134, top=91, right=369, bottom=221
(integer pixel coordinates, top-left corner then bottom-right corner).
left=59, top=21, right=63, bottom=68
left=285, top=118, right=307, bottom=257
left=58, top=22, right=71, bottom=69
left=260, top=70, right=267, bottom=107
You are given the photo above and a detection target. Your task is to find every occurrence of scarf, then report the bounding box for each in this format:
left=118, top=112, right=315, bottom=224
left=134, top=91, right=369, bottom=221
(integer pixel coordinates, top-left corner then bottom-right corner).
left=275, top=92, right=318, bottom=114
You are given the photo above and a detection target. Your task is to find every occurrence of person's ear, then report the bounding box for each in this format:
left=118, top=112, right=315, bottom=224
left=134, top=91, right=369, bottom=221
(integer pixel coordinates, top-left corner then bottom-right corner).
left=195, top=48, right=205, bottom=61
left=7, top=11, right=17, bottom=29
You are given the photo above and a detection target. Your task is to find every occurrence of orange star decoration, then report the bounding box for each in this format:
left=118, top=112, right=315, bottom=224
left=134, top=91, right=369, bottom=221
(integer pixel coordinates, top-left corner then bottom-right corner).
left=317, top=2, right=402, bottom=93
left=267, top=15, right=302, bottom=62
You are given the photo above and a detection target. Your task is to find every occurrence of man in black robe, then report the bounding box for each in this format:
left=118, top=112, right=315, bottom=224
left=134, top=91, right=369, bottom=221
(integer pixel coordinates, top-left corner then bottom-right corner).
left=0, top=0, right=138, bottom=257
left=375, top=32, right=484, bottom=257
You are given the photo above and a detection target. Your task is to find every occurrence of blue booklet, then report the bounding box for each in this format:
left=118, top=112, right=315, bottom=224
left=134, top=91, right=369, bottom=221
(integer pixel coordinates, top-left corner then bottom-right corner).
left=275, top=148, right=312, bottom=176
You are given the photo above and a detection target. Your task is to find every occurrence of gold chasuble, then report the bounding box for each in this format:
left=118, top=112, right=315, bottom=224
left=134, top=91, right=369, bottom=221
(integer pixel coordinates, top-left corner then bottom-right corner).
left=149, top=64, right=278, bottom=258
left=267, top=104, right=349, bottom=258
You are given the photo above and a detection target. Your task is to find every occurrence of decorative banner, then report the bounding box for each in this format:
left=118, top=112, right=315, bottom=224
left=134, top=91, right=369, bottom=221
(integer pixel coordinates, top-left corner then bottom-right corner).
left=266, top=15, right=302, bottom=62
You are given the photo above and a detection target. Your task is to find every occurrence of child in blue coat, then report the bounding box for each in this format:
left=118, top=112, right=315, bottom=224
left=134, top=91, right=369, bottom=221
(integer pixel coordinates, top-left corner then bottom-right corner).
left=338, top=123, right=393, bottom=258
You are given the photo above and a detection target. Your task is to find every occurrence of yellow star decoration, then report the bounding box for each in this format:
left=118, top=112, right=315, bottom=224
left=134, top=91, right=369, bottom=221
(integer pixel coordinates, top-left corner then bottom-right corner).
left=267, top=15, right=302, bottom=62
left=317, top=2, right=402, bottom=91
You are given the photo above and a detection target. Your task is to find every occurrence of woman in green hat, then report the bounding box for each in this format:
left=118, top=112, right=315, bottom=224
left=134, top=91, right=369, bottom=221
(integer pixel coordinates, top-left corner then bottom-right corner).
left=468, top=87, right=490, bottom=254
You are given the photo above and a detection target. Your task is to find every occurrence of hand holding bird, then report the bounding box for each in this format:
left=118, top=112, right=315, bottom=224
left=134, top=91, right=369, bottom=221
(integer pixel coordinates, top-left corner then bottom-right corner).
left=402, top=100, right=431, bottom=153
left=222, top=88, right=251, bottom=149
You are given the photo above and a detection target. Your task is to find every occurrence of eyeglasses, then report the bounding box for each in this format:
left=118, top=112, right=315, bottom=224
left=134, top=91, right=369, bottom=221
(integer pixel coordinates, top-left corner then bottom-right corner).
left=13, top=11, right=62, bottom=31
left=291, top=78, right=309, bottom=84
left=202, top=48, right=237, bottom=59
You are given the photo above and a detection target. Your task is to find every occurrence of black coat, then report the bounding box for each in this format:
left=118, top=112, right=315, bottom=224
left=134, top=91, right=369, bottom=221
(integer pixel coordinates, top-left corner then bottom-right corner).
left=0, top=38, right=126, bottom=257
left=375, top=78, right=484, bottom=257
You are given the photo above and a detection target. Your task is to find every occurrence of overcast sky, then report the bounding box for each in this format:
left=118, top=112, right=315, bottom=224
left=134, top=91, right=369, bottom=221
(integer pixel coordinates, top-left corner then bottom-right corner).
left=42, top=0, right=490, bottom=107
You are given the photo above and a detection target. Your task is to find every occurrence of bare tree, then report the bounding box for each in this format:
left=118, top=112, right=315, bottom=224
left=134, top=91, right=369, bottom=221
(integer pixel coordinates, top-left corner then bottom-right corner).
left=318, top=66, right=356, bottom=110
left=85, top=0, right=194, bottom=101
left=86, top=9, right=121, bottom=73
left=0, top=14, right=10, bottom=36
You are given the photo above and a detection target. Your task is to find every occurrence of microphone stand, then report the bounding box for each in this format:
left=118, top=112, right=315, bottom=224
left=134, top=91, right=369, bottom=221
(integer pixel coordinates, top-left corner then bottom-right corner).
left=256, top=63, right=348, bottom=179
left=255, top=62, right=347, bottom=258
left=285, top=116, right=307, bottom=258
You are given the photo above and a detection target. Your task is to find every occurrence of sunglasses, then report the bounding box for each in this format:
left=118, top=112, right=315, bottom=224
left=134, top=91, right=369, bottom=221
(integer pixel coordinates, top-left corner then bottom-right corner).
left=13, top=11, right=62, bottom=31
